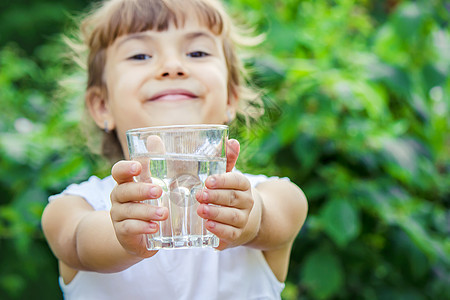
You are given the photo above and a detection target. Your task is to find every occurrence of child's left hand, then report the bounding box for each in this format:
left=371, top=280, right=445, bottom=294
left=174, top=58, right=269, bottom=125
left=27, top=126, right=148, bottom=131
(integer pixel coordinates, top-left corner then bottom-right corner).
left=196, top=139, right=258, bottom=250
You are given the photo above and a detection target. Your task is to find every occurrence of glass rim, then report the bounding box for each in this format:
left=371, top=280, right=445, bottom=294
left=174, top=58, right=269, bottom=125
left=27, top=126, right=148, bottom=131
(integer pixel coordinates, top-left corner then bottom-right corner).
left=126, top=124, right=228, bottom=135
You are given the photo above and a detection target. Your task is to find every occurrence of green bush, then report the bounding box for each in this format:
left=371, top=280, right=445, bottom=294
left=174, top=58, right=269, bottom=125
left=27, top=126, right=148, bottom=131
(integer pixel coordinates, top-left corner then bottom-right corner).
left=0, top=42, right=108, bottom=298
left=0, top=0, right=448, bottom=299
left=231, top=0, right=449, bottom=299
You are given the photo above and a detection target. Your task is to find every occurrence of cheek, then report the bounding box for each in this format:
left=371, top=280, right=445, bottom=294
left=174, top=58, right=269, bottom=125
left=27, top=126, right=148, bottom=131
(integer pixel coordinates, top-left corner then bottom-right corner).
left=203, top=66, right=229, bottom=98
left=106, top=64, right=142, bottom=96
left=202, top=75, right=229, bottom=122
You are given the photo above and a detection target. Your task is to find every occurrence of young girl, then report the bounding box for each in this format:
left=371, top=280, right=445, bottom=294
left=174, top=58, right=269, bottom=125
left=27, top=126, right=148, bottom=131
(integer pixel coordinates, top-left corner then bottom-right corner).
left=41, top=0, right=307, bottom=299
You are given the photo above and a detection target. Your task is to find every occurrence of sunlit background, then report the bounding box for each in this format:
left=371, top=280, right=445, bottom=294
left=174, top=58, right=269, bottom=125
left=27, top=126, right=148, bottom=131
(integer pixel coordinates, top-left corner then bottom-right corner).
left=0, top=0, right=449, bottom=299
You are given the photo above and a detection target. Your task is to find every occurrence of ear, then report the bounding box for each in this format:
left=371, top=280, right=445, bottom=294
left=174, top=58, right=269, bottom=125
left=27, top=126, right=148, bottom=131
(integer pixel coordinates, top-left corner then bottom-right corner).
left=85, top=86, right=115, bottom=132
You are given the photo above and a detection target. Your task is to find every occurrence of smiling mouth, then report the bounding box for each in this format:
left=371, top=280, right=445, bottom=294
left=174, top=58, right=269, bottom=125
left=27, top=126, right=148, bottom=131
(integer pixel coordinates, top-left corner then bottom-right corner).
left=149, top=89, right=197, bottom=102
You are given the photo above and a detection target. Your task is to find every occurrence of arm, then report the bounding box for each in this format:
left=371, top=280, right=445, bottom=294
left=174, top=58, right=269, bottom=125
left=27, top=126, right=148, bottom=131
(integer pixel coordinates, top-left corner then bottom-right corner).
left=41, top=162, right=168, bottom=273
left=248, top=179, right=307, bottom=250
left=41, top=196, right=143, bottom=273
left=196, top=140, right=307, bottom=281
left=250, top=179, right=307, bottom=281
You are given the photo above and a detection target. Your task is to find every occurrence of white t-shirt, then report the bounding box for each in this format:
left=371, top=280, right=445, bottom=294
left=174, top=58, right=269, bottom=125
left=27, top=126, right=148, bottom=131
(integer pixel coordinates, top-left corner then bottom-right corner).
left=49, top=172, right=285, bottom=300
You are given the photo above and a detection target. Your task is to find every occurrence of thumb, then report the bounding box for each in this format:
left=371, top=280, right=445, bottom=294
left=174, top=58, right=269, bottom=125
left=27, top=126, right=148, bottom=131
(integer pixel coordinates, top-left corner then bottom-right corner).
left=112, top=160, right=142, bottom=184
left=226, top=139, right=240, bottom=172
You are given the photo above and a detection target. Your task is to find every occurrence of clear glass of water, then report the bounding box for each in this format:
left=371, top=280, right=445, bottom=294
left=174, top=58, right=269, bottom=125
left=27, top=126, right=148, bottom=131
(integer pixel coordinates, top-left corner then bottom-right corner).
left=126, top=124, right=228, bottom=250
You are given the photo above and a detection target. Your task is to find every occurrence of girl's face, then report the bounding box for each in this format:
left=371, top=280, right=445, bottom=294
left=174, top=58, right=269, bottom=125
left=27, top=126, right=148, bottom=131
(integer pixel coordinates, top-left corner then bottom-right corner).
left=95, top=17, right=233, bottom=156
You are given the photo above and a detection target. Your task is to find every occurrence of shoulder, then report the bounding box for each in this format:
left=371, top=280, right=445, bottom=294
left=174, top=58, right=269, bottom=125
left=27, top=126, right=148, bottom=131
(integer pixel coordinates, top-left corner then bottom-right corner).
left=257, top=179, right=308, bottom=232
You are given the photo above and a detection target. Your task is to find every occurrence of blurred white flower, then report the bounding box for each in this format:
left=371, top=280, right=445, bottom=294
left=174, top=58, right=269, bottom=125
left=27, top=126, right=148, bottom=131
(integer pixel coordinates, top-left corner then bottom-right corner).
left=14, top=117, right=34, bottom=133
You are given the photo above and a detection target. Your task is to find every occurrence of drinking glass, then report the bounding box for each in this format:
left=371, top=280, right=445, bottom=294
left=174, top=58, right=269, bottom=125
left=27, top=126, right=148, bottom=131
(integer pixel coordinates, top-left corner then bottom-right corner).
left=126, top=124, right=228, bottom=250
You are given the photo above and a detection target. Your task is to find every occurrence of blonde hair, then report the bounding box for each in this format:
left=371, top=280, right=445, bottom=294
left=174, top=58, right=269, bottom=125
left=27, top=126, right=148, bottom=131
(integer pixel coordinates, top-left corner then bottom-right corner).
left=75, top=0, right=263, bottom=161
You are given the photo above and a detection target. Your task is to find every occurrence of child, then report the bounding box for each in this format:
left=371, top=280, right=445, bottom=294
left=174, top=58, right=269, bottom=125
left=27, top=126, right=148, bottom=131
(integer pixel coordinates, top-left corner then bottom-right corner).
left=41, top=0, right=308, bottom=299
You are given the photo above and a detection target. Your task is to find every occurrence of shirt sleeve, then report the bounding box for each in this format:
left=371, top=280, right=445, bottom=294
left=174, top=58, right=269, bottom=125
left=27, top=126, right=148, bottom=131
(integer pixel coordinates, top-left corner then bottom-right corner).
left=48, top=175, right=116, bottom=211
left=234, top=169, right=290, bottom=188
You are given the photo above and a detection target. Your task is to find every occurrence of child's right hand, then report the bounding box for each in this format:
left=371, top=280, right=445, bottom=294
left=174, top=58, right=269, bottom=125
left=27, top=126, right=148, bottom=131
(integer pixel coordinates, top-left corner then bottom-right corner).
left=110, top=161, right=168, bottom=258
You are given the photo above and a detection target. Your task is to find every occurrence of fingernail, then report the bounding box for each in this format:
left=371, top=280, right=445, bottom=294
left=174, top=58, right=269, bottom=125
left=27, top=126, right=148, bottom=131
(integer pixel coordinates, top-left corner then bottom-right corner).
left=149, top=223, right=157, bottom=230
left=208, top=177, right=216, bottom=187
left=202, top=191, right=208, bottom=202
left=156, top=207, right=165, bottom=217
left=130, top=163, right=138, bottom=173
left=206, top=220, right=215, bottom=229
left=150, top=187, right=160, bottom=197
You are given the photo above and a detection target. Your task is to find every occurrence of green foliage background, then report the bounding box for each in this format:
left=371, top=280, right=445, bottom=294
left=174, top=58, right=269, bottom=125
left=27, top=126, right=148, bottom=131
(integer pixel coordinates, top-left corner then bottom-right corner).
left=0, top=0, right=449, bottom=299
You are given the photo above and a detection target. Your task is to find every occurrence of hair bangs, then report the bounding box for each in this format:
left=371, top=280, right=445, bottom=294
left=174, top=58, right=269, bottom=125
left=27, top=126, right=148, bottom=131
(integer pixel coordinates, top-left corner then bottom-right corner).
left=89, top=0, right=175, bottom=49
left=86, top=0, right=226, bottom=51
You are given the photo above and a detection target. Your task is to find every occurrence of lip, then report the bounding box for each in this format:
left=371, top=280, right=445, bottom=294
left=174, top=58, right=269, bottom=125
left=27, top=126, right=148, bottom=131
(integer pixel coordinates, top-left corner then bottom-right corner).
left=149, top=89, right=197, bottom=101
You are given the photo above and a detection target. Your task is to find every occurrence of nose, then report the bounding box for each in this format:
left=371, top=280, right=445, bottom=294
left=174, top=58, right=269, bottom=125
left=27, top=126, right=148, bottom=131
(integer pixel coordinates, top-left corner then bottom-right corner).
left=161, top=69, right=185, bottom=78
left=157, top=55, right=188, bottom=79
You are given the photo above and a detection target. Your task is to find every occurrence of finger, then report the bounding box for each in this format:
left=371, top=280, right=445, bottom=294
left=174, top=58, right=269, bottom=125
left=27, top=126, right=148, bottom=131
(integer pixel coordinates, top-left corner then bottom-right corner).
left=197, top=204, right=247, bottom=228
left=226, top=139, right=240, bottom=172
left=146, top=135, right=165, bottom=155
left=197, top=189, right=250, bottom=209
left=111, top=202, right=168, bottom=222
left=111, top=182, right=162, bottom=204
left=203, top=219, right=241, bottom=246
left=205, top=172, right=251, bottom=191
left=114, top=219, right=160, bottom=236
left=112, top=160, right=142, bottom=184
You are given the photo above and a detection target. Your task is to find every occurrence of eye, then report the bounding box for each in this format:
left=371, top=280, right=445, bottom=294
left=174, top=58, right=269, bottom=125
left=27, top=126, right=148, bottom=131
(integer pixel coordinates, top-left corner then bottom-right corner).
left=129, top=54, right=152, bottom=60
left=187, top=51, right=210, bottom=58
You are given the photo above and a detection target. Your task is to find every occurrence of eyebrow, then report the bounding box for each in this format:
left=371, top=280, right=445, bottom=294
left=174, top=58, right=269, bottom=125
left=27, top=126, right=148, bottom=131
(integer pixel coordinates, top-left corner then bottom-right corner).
left=184, top=31, right=217, bottom=42
left=115, top=33, right=154, bottom=50
left=115, top=30, right=217, bottom=50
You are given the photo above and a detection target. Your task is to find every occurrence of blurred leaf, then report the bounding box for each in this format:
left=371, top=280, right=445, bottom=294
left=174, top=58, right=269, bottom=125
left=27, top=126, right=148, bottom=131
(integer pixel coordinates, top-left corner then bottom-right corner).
left=247, top=56, right=286, bottom=89
left=381, top=137, right=418, bottom=181
left=320, top=198, right=361, bottom=247
left=368, top=60, right=412, bottom=98
left=390, top=229, right=429, bottom=282
left=281, top=281, right=299, bottom=300
left=301, top=247, right=344, bottom=299
left=0, top=274, right=25, bottom=298
left=422, top=63, right=447, bottom=91
left=392, top=2, right=424, bottom=39
left=397, top=216, right=446, bottom=264
left=293, top=134, right=321, bottom=176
